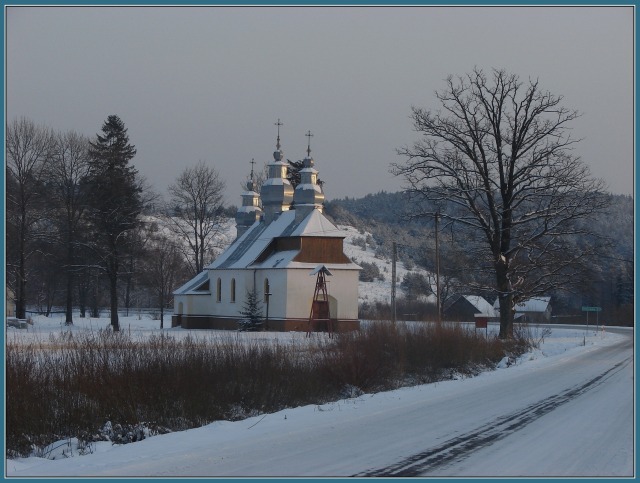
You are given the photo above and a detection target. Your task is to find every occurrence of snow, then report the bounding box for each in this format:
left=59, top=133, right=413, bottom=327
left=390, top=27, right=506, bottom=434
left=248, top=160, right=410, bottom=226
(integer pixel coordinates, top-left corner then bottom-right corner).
left=290, top=208, right=343, bottom=237
left=6, top=217, right=633, bottom=477
left=462, top=294, right=495, bottom=316
left=5, top=314, right=634, bottom=478
left=339, top=223, right=431, bottom=305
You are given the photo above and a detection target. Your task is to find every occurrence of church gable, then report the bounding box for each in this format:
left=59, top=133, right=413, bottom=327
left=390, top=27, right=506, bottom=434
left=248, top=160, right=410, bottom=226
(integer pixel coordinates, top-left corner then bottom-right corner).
left=293, top=237, right=351, bottom=264
left=253, top=236, right=351, bottom=266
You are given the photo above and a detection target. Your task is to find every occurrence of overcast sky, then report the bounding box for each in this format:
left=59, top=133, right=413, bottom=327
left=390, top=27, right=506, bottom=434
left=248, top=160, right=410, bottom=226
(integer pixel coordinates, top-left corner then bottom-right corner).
left=6, top=6, right=634, bottom=205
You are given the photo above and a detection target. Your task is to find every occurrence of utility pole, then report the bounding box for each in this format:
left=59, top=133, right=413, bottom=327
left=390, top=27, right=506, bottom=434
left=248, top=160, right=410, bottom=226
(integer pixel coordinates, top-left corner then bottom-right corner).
left=435, top=212, right=441, bottom=325
left=391, top=242, right=397, bottom=324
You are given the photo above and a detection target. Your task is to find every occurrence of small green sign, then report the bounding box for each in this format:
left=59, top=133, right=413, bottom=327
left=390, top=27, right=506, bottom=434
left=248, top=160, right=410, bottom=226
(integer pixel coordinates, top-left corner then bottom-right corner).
left=581, top=306, right=602, bottom=312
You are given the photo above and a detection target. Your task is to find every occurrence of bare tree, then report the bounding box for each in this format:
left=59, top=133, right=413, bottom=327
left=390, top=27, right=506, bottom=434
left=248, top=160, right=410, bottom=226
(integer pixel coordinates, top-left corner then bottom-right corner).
left=6, top=118, right=55, bottom=319
left=166, top=162, right=226, bottom=275
left=392, top=68, right=609, bottom=338
left=143, top=236, right=188, bottom=328
left=46, top=130, right=92, bottom=324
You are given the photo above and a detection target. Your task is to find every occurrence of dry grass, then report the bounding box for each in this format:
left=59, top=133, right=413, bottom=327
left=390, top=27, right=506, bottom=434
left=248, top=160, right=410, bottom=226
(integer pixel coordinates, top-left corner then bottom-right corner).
left=6, top=322, right=526, bottom=457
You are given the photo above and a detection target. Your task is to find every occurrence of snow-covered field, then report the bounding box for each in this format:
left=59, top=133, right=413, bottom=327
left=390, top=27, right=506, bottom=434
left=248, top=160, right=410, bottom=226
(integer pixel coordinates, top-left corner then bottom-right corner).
left=5, top=313, right=633, bottom=477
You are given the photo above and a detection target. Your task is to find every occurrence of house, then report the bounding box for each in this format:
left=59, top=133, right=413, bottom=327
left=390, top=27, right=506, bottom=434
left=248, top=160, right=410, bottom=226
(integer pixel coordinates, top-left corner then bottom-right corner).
left=444, top=295, right=494, bottom=321
left=6, top=286, right=16, bottom=318
left=493, top=296, right=552, bottom=324
left=172, top=128, right=361, bottom=332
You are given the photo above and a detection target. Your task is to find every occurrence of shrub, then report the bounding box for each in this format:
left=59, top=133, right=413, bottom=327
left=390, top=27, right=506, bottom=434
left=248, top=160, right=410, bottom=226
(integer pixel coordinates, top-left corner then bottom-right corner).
left=6, top=323, right=525, bottom=458
left=359, top=261, right=382, bottom=282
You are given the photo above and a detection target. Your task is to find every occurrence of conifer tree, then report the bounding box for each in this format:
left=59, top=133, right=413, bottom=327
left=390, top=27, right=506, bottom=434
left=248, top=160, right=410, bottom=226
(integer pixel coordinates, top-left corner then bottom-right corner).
left=86, top=115, right=142, bottom=331
left=238, top=289, right=264, bottom=331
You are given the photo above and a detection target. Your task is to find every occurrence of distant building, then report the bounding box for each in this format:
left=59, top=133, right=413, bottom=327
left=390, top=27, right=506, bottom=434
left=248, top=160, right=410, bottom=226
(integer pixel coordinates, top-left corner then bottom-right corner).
left=493, top=296, right=552, bottom=324
left=444, top=295, right=494, bottom=321
left=6, top=286, right=16, bottom=318
left=172, top=125, right=360, bottom=332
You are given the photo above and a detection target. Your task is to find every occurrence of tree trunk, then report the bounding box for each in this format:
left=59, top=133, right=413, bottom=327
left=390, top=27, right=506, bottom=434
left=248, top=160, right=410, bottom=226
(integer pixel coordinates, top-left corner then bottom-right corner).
left=17, top=259, right=26, bottom=320
left=496, top=259, right=514, bottom=339
left=65, top=242, right=74, bottom=325
left=16, top=213, right=27, bottom=320
left=108, top=250, right=120, bottom=331
left=110, top=271, right=120, bottom=331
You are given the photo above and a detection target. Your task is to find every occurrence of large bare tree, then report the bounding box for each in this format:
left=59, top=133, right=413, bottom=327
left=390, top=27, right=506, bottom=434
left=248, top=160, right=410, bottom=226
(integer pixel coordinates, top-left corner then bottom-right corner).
left=166, top=162, right=226, bottom=275
left=392, top=68, right=609, bottom=338
left=46, top=130, right=92, bottom=324
left=6, top=118, right=55, bottom=319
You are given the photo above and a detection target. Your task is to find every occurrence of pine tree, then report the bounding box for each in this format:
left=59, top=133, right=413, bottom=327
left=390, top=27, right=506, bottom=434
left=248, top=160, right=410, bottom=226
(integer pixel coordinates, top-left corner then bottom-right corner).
left=238, top=289, right=264, bottom=331
left=86, top=115, right=142, bottom=332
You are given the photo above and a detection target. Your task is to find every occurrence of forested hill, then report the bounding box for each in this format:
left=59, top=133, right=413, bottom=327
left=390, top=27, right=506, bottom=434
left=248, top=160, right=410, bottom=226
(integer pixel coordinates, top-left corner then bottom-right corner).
left=326, top=191, right=633, bottom=260
left=325, top=191, right=634, bottom=321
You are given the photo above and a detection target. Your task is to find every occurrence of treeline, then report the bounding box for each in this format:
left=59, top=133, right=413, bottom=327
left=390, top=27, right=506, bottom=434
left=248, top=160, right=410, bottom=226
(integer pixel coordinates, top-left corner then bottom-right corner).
left=325, top=191, right=634, bottom=325
left=6, top=116, right=233, bottom=329
left=7, top=116, right=634, bottom=327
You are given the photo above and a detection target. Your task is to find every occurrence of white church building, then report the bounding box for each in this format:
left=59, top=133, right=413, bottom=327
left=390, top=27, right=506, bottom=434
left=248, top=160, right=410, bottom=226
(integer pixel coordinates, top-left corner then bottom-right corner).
left=172, top=127, right=360, bottom=332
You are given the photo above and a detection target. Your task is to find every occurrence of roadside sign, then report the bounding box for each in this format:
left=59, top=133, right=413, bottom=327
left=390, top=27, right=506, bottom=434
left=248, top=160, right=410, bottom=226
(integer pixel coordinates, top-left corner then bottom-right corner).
left=581, top=306, right=602, bottom=312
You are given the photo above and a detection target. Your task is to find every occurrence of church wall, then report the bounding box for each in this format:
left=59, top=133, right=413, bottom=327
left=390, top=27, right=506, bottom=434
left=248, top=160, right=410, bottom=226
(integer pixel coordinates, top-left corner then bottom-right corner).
left=253, top=269, right=288, bottom=320
left=285, top=268, right=359, bottom=320
left=174, top=293, right=212, bottom=317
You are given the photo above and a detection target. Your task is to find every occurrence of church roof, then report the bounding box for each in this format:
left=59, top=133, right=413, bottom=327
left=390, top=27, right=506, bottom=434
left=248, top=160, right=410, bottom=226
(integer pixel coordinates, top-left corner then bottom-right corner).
left=173, top=270, right=210, bottom=296
left=209, top=209, right=352, bottom=271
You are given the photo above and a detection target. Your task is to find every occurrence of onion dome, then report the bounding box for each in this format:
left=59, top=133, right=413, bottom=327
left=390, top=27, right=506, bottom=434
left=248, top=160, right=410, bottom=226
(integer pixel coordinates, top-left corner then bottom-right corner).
left=294, top=131, right=325, bottom=218
left=235, top=160, right=262, bottom=238
left=261, top=119, right=294, bottom=223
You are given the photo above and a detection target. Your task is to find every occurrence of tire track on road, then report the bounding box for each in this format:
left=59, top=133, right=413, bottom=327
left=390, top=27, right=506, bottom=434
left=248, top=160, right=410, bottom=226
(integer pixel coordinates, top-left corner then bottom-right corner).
left=354, top=356, right=632, bottom=477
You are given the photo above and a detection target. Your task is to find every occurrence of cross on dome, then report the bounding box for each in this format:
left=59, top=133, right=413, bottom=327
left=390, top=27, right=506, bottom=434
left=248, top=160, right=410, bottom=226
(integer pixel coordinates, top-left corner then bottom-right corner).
left=274, top=118, right=283, bottom=150
left=305, top=130, right=313, bottom=157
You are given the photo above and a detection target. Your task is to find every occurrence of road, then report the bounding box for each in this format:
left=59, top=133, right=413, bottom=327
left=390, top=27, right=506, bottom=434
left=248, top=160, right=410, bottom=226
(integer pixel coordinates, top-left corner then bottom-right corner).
left=8, top=328, right=634, bottom=478
left=359, top=332, right=634, bottom=477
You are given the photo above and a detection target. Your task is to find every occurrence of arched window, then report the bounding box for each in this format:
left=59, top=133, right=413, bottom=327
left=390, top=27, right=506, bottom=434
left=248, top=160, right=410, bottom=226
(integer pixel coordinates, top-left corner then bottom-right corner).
left=216, top=278, right=222, bottom=302
left=230, top=278, right=236, bottom=303
left=264, top=278, right=270, bottom=303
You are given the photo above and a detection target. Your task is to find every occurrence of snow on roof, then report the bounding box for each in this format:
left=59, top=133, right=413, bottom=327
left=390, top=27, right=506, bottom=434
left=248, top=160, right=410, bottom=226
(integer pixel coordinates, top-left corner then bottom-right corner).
left=173, top=271, right=210, bottom=296
left=493, top=296, right=551, bottom=313
left=208, top=209, right=349, bottom=271
left=462, top=295, right=495, bottom=316
left=516, top=296, right=551, bottom=313
left=251, top=249, right=360, bottom=271
left=290, top=209, right=344, bottom=237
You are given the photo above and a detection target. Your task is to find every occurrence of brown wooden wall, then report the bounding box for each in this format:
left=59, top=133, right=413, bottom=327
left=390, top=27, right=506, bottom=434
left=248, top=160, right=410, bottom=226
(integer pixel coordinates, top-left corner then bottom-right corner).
left=294, top=237, right=351, bottom=264
left=254, top=236, right=351, bottom=265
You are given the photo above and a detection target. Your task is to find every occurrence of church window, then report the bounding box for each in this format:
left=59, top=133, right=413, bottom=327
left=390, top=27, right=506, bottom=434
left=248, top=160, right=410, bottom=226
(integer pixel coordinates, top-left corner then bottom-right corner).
left=216, top=278, right=222, bottom=302
left=231, top=279, right=236, bottom=303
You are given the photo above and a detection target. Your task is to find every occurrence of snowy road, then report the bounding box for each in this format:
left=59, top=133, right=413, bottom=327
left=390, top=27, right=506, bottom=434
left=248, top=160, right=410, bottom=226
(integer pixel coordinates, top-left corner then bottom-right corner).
left=7, top=327, right=634, bottom=478
left=360, top=334, right=634, bottom=477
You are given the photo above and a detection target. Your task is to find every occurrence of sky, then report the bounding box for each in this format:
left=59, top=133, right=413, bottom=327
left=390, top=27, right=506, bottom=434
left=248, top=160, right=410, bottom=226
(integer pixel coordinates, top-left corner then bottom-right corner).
left=5, top=5, right=635, bottom=205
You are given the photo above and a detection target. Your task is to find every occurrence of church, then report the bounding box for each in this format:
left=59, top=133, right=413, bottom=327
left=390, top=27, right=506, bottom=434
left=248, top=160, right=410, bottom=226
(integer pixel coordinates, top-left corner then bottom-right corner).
left=172, top=125, right=360, bottom=332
